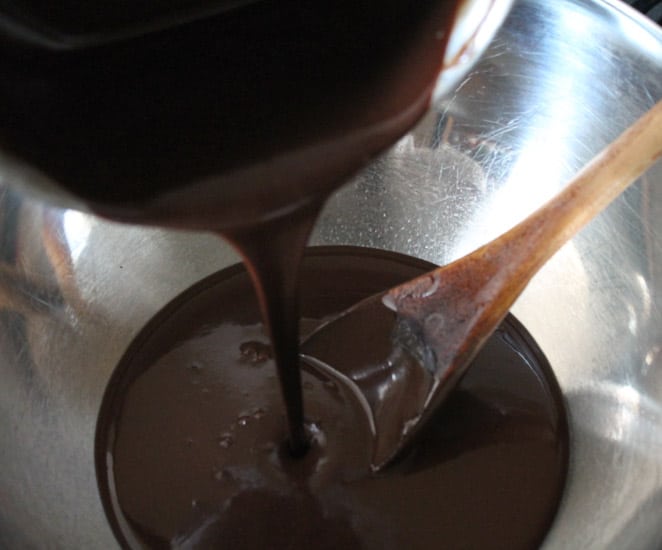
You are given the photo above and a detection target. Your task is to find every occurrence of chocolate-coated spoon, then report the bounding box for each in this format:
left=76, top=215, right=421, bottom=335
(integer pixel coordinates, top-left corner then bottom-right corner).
left=302, top=99, right=662, bottom=470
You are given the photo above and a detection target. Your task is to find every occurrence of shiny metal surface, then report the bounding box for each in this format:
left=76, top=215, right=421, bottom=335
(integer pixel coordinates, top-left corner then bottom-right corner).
left=0, top=0, right=660, bottom=547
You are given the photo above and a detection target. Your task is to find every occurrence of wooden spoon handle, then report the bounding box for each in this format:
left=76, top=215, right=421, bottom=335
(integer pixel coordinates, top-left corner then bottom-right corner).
left=386, top=99, right=662, bottom=373
left=391, top=99, right=662, bottom=315
left=495, top=98, right=662, bottom=281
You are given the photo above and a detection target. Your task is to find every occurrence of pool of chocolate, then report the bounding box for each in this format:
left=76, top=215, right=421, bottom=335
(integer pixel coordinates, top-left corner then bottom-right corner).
left=96, top=247, right=568, bottom=549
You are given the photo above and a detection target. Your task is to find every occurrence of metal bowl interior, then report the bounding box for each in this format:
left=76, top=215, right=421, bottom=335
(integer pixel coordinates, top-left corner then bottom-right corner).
left=0, top=0, right=661, bottom=548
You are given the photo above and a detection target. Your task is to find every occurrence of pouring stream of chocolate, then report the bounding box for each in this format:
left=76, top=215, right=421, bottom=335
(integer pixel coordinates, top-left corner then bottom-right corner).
left=0, top=0, right=465, bottom=452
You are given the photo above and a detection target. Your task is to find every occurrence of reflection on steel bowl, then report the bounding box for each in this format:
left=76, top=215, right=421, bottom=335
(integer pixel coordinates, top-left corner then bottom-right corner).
left=0, top=0, right=661, bottom=548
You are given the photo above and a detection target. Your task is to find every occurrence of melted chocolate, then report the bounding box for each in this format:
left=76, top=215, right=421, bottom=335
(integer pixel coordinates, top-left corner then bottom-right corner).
left=96, top=247, right=569, bottom=549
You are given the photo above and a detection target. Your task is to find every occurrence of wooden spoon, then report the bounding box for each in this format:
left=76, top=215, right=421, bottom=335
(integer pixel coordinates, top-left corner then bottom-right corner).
left=301, top=100, right=662, bottom=470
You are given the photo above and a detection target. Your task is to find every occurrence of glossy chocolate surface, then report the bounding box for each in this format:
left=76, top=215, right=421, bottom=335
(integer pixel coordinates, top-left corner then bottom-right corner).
left=97, top=247, right=568, bottom=549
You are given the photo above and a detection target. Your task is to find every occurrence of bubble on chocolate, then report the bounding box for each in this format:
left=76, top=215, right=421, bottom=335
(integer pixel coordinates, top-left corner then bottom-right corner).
left=239, top=341, right=272, bottom=364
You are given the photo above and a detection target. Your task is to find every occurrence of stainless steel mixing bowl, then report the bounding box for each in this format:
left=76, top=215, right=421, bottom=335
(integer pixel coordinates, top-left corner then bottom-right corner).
left=1, top=0, right=661, bottom=547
